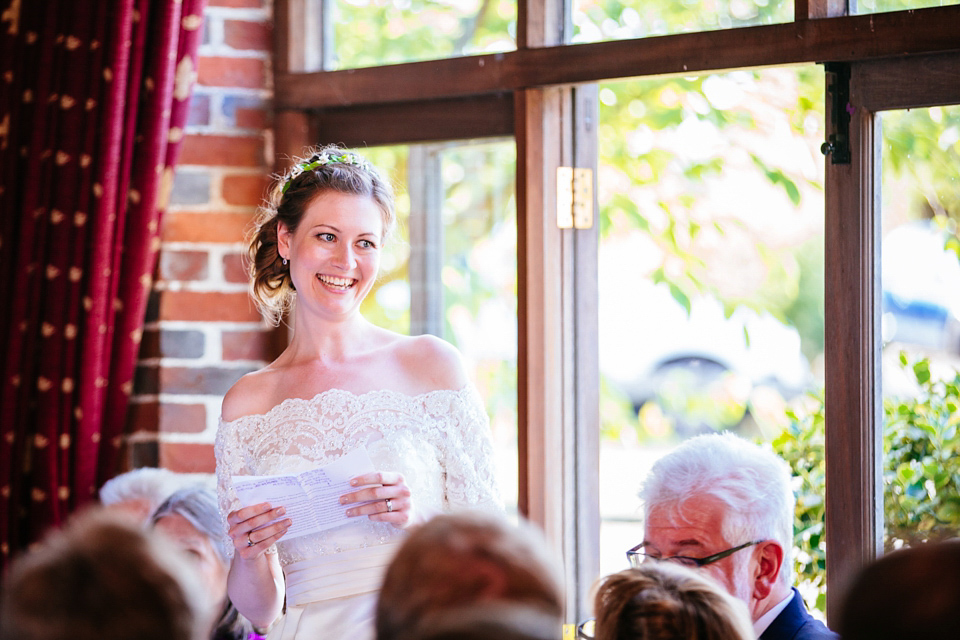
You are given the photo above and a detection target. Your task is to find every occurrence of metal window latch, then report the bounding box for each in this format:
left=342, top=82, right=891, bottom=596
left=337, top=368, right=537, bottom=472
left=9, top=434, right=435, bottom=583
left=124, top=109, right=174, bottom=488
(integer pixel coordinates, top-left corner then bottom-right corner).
left=821, top=62, right=852, bottom=165
left=557, top=167, right=594, bottom=229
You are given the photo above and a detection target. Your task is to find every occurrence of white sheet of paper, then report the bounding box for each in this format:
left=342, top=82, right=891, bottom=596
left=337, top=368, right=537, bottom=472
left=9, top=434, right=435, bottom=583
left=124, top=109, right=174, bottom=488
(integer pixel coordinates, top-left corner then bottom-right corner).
left=232, top=447, right=378, bottom=540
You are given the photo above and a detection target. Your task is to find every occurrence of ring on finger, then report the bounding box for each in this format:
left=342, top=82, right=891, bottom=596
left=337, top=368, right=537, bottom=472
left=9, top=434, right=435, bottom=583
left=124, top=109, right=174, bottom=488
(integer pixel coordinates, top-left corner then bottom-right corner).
left=247, top=532, right=255, bottom=547
left=385, top=498, right=393, bottom=513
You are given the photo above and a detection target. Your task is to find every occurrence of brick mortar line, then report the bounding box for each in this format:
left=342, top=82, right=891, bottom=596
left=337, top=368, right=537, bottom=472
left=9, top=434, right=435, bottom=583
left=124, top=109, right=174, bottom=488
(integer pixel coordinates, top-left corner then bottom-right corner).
left=198, top=46, right=271, bottom=60
left=152, top=282, right=250, bottom=293
left=183, top=124, right=271, bottom=136
left=159, top=241, right=249, bottom=252
left=191, top=86, right=272, bottom=98
left=163, top=205, right=262, bottom=214
left=142, top=320, right=266, bottom=330
left=137, top=357, right=266, bottom=367
left=203, top=6, right=271, bottom=20
left=171, top=163, right=267, bottom=174
left=129, top=394, right=228, bottom=404
left=177, top=131, right=270, bottom=139
left=128, top=431, right=219, bottom=444
left=157, top=433, right=218, bottom=444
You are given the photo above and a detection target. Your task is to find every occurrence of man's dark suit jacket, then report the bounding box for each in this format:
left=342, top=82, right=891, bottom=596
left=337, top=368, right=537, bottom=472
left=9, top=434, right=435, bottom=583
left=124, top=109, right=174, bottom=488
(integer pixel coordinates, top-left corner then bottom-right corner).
left=759, top=588, right=839, bottom=640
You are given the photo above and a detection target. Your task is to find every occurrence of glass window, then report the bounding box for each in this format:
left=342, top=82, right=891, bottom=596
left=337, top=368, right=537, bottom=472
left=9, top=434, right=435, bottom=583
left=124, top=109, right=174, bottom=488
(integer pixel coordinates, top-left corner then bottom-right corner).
left=572, top=0, right=792, bottom=44
left=330, top=0, right=517, bottom=70
left=879, top=105, right=960, bottom=551
left=596, top=67, right=825, bottom=581
left=855, top=0, right=960, bottom=16
left=360, top=142, right=520, bottom=515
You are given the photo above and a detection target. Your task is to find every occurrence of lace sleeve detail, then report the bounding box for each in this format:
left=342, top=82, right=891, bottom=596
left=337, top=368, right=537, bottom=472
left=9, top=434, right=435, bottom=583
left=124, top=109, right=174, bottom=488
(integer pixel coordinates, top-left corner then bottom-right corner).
left=432, top=386, right=504, bottom=513
left=215, top=416, right=278, bottom=559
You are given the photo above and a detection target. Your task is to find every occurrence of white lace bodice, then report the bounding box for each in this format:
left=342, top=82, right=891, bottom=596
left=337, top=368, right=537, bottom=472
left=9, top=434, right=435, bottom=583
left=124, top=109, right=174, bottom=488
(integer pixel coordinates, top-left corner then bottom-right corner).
left=215, top=385, right=502, bottom=566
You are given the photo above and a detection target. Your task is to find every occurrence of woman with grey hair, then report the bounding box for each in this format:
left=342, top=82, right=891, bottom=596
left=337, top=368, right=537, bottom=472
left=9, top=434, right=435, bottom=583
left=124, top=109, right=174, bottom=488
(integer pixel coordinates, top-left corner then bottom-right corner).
left=153, top=487, right=255, bottom=640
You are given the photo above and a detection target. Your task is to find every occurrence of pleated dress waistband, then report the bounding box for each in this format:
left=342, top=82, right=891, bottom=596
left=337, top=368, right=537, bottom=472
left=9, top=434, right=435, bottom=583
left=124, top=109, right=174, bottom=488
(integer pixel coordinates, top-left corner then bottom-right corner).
left=283, top=542, right=403, bottom=606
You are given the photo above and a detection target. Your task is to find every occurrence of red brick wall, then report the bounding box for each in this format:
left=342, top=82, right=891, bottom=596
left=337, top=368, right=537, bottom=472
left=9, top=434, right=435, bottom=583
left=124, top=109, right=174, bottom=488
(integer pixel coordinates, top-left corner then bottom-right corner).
left=125, top=0, right=275, bottom=474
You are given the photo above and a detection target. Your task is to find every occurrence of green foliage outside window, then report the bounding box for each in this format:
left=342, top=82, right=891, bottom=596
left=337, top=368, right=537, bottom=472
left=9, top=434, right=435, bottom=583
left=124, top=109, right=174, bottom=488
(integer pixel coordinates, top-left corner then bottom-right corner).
left=331, top=0, right=516, bottom=70
left=572, top=0, right=791, bottom=43
left=772, top=352, right=960, bottom=613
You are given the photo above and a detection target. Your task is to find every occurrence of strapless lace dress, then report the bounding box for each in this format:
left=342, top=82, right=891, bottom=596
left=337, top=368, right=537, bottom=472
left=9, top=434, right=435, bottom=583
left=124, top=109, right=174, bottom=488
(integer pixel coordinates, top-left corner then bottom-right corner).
left=215, top=385, right=503, bottom=640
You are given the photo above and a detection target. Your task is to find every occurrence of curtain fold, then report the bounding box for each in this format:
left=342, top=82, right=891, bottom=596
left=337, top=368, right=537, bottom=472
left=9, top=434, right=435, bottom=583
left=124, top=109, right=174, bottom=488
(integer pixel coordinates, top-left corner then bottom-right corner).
left=0, top=0, right=206, bottom=564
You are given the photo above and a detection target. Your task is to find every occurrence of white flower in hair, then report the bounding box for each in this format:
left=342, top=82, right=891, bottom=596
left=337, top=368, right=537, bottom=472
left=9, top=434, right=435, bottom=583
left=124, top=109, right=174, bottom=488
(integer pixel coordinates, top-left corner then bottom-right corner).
left=282, top=151, right=372, bottom=193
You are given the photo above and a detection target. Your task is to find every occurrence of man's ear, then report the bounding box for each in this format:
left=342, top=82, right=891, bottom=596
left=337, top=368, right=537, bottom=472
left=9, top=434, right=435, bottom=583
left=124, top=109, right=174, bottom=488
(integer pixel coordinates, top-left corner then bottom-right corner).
left=752, top=540, right=784, bottom=601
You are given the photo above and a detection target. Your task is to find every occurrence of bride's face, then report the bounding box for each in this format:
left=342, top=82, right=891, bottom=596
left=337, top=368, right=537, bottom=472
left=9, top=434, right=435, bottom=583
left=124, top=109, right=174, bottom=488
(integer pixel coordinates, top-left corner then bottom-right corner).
left=277, top=191, right=384, bottom=321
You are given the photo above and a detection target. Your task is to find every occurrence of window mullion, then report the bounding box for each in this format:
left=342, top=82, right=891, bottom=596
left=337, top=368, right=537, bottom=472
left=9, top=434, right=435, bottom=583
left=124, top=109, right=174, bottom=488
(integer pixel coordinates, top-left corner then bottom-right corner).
left=823, top=66, right=883, bottom=623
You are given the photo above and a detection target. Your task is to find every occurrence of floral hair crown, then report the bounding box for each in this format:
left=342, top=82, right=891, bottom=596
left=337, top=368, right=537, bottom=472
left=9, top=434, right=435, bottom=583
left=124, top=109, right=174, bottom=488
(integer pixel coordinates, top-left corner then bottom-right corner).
left=281, top=150, right=372, bottom=193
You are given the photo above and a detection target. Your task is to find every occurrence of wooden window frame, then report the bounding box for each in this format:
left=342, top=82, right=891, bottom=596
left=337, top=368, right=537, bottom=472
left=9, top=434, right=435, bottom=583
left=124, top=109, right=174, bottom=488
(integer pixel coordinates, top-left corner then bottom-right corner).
left=273, top=0, right=960, bottom=623
left=824, top=49, right=960, bottom=618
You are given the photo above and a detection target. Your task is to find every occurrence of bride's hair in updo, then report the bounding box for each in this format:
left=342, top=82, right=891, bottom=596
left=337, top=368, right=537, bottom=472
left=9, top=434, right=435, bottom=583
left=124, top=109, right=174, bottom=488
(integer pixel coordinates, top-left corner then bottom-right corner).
left=247, top=145, right=396, bottom=325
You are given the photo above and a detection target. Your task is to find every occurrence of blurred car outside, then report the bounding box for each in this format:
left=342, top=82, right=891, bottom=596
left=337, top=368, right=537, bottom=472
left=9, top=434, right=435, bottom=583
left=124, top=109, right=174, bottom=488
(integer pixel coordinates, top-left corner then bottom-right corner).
left=600, top=280, right=812, bottom=437
left=881, top=220, right=960, bottom=356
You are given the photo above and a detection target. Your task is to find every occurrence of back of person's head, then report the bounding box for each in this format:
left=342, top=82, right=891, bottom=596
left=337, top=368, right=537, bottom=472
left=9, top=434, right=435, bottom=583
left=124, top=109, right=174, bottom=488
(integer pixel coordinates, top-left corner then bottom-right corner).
left=639, top=432, right=795, bottom=586
left=592, top=564, right=754, bottom=640
left=375, top=511, right=564, bottom=640
left=99, top=467, right=191, bottom=525
left=837, top=540, right=960, bottom=640
left=397, top=603, right=561, bottom=640
left=152, top=486, right=250, bottom=640
left=0, top=506, right=209, bottom=640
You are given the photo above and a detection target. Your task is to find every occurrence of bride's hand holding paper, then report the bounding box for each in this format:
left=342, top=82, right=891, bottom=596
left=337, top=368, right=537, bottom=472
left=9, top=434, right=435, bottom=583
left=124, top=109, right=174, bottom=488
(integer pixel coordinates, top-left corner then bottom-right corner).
left=341, top=470, right=414, bottom=528
left=232, top=447, right=383, bottom=540
left=227, top=502, right=291, bottom=559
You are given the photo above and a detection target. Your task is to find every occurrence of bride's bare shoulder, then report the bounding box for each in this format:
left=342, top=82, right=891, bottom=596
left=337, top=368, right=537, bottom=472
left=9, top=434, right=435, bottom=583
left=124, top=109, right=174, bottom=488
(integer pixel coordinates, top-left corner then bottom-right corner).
left=220, top=367, right=284, bottom=422
left=391, top=333, right=469, bottom=391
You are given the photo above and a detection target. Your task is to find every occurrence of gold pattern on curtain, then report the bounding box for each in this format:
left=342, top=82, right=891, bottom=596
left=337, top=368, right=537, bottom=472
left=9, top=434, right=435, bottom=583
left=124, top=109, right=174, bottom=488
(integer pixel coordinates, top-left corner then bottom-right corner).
left=0, top=0, right=207, bottom=564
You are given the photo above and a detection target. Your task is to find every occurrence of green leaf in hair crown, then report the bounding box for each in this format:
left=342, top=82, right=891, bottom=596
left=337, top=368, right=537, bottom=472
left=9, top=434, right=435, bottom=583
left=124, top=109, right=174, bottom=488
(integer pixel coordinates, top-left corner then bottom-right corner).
left=282, top=151, right=372, bottom=193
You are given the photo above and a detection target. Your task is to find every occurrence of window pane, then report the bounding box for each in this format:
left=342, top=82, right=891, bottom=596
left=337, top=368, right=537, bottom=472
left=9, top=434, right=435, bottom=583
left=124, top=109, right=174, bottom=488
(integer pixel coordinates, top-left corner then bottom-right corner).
left=438, top=141, right=519, bottom=517
left=855, top=0, right=960, bottom=16
left=572, top=0, right=792, bottom=44
left=360, top=142, right=519, bottom=516
left=331, top=0, right=517, bottom=70
left=879, top=105, right=960, bottom=552
left=596, top=67, right=825, bottom=587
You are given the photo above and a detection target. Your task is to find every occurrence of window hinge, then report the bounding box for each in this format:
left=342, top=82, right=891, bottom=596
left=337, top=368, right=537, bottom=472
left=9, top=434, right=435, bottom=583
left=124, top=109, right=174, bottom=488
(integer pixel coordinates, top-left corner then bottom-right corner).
left=557, top=167, right=594, bottom=229
left=821, top=62, right=852, bottom=165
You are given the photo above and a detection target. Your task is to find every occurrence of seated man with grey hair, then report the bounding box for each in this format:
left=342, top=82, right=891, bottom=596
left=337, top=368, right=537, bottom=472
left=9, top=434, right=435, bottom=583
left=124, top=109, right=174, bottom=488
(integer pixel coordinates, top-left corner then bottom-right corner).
left=634, top=432, right=837, bottom=640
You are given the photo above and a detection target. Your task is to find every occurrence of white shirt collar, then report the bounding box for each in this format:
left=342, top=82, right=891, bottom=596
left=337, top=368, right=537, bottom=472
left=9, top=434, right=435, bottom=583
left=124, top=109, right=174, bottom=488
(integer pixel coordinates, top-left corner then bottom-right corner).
left=753, top=590, right=794, bottom=638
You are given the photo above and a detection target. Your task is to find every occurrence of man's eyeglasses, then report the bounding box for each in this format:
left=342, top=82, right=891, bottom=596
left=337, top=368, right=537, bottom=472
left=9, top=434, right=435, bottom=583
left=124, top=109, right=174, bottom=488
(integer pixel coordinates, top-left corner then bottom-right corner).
left=575, top=618, right=595, bottom=640
left=626, top=539, right=764, bottom=569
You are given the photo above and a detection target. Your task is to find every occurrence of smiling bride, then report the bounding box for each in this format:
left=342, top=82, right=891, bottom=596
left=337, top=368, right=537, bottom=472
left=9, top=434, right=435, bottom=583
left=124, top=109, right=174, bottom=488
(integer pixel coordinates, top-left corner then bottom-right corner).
left=214, top=146, right=503, bottom=640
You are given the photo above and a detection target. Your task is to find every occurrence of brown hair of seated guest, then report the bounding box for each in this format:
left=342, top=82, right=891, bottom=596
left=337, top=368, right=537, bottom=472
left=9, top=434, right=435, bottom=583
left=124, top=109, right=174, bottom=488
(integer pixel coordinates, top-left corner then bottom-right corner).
left=375, top=511, right=564, bottom=640
left=398, top=603, right=561, bottom=640
left=837, top=540, right=960, bottom=640
left=592, top=564, right=754, bottom=640
left=0, top=507, right=208, bottom=640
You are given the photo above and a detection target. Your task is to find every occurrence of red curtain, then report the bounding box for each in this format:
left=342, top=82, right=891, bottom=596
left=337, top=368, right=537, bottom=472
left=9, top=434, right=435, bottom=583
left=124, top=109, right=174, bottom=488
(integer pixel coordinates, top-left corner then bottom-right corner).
left=0, top=0, right=206, bottom=563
